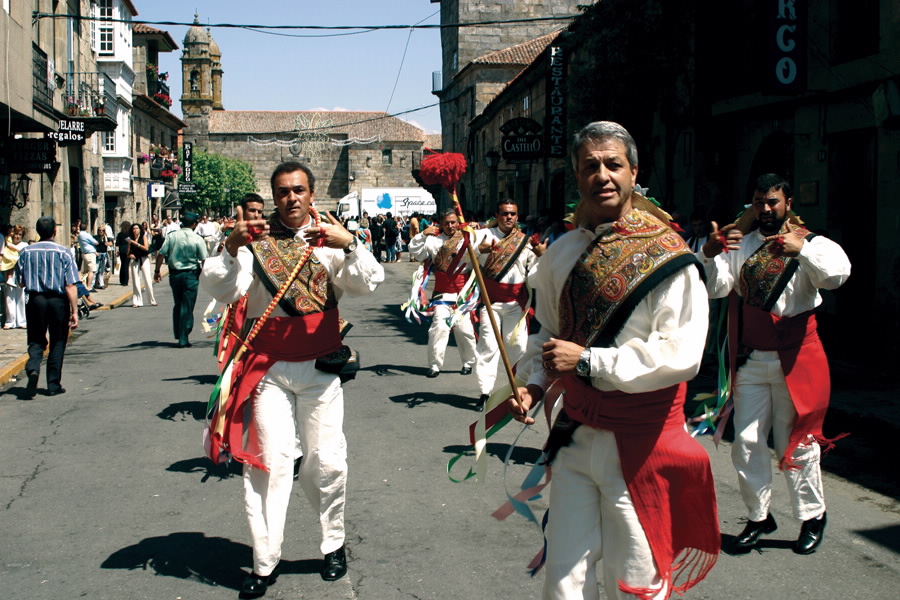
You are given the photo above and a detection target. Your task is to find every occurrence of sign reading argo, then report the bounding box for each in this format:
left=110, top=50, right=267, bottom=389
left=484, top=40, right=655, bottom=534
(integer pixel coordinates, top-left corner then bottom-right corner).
left=500, top=117, right=543, bottom=162
left=46, top=118, right=86, bottom=146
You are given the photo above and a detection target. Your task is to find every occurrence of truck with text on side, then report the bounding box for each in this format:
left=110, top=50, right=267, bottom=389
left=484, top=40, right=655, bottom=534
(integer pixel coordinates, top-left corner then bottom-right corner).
left=336, top=188, right=437, bottom=221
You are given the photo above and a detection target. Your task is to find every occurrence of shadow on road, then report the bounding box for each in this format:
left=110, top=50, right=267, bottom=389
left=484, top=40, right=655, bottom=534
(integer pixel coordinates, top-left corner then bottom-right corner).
left=157, top=400, right=207, bottom=421
left=167, top=456, right=242, bottom=481
left=855, top=524, right=900, bottom=554
left=390, top=390, right=481, bottom=411
left=101, top=532, right=321, bottom=590
left=443, top=442, right=542, bottom=466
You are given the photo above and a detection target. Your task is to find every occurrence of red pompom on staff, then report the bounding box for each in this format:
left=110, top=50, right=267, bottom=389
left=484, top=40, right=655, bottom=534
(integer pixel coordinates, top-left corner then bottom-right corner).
left=419, top=151, right=524, bottom=410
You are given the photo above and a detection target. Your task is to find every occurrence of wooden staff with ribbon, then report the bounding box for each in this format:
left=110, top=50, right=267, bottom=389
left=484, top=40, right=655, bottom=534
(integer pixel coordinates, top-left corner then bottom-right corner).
left=418, top=151, right=524, bottom=410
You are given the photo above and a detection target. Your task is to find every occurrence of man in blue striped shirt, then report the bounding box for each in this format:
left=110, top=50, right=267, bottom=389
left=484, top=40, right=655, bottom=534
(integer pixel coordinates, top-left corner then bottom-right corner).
left=16, top=216, right=80, bottom=398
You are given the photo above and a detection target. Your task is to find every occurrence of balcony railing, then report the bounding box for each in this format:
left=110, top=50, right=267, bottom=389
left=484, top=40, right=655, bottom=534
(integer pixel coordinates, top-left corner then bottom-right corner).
left=65, top=72, right=117, bottom=120
left=33, top=44, right=53, bottom=111
left=148, top=78, right=172, bottom=109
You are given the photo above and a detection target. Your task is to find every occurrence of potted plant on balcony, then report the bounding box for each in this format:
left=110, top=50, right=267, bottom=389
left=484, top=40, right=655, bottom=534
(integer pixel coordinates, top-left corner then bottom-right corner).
left=137, top=153, right=150, bottom=165
left=161, top=169, right=177, bottom=182
left=66, top=96, right=80, bottom=116
left=152, top=92, right=173, bottom=108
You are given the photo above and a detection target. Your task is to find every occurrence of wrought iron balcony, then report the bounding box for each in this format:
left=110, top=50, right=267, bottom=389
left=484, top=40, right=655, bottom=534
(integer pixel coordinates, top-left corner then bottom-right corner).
left=64, top=72, right=118, bottom=130
left=148, top=78, right=172, bottom=109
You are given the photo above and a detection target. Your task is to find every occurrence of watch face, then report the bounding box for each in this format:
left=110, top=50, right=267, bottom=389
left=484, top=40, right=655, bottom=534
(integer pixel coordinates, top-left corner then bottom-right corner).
left=577, top=357, right=590, bottom=376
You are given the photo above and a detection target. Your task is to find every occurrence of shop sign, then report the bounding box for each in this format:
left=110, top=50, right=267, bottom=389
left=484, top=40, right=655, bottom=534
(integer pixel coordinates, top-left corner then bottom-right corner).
left=46, top=118, right=87, bottom=146
left=545, top=45, right=567, bottom=158
left=765, top=0, right=806, bottom=93
left=500, top=117, right=543, bottom=162
left=182, top=142, right=193, bottom=182
left=3, top=138, right=58, bottom=172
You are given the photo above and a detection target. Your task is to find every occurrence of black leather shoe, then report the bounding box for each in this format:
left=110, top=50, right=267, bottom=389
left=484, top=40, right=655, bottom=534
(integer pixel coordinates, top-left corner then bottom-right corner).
left=47, top=387, right=66, bottom=396
left=793, top=512, right=826, bottom=555
left=476, top=394, right=488, bottom=412
left=240, top=564, right=279, bottom=598
left=321, top=545, right=347, bottom=581
left=24, top=371, right=38, bottom=399
left=460, top=365, right=472, bottom=375
left=426, top=367, right=440, bottom=378
left=728, top=513, right=778, bottom=554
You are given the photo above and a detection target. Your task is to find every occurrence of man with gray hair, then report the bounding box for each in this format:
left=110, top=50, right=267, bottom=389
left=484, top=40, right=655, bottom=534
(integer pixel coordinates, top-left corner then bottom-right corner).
left=509, top=121, right=719, bottom=599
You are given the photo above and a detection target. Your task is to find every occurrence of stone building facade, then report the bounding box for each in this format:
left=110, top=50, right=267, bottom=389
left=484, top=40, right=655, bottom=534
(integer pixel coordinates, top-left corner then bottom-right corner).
left=179, top=16, right=439, bottom=214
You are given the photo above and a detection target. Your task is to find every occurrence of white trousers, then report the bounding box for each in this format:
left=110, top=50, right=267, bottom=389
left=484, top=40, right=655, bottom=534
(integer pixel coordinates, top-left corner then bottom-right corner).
left=129, top=256, right=157, bottom=306
left=243, top=359, right=347, bottom=576
left=544, top=426, right=665, bottom=600
left=731, top=350, right=825, bottom=522
left=4, top=285, right=26, bottom=328
left=475, top=301, right=527, bottom=395
left=427, top=302, right=476, bottom=370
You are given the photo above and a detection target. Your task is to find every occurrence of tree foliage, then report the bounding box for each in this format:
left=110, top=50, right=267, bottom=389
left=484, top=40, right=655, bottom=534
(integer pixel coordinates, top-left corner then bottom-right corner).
left=182, top=149, right=257, bottom=216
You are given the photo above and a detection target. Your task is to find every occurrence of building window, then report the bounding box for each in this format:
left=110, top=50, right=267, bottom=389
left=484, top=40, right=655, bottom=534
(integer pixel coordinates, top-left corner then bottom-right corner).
left=382, top=149, right=392, bottom=165
left=523, top=94, right=530, bottom=115
left=190, top=70, right=200, bottom=92
left=98, top=0, right=113, bottom=54
left=104, top=131, right=115, bottom=153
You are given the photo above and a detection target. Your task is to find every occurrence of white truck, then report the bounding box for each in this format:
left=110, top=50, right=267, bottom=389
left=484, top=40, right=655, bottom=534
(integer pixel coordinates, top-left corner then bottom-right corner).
left=336, top=188, right=437, bottom=221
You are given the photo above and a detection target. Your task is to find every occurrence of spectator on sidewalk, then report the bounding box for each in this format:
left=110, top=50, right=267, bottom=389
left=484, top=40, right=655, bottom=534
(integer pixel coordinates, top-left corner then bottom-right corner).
left=2, top=225, right=28, bottom=329
left=16, top=216, right=80, bottom=398
left=116, top=222, right=132, bottom=286
left=126, top=223, right=157, bottom=307
left=77, top=222, right=101, bottom=291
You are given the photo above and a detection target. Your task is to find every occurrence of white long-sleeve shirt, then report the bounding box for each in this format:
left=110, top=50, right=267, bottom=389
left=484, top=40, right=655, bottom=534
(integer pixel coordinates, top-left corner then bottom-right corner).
left=523, top=222, right=709, bottom=395
left=200, top=222, right=383, bottom=319
left=698, top=229, right=850, bottom=318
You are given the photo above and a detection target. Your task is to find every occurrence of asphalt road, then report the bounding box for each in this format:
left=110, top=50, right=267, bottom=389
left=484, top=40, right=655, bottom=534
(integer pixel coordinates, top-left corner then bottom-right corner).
left=0, top=260, right=898, bottom=599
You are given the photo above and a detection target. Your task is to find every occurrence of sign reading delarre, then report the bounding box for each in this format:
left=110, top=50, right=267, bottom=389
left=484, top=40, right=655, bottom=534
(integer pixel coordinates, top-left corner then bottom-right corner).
left=500, top=117, right=543, bottom=162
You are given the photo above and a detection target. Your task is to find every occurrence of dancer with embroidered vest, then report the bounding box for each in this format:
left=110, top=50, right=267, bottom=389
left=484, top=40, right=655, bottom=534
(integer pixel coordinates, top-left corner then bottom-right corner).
left=200, top=161, right=383, bottom=598
left=472, top=201, right=542, bottom=410
left=508, top=122, right=719, bottom=600
left=700, top=173, right=850, bottom=556
left=409, top=208, right=478, bottom=378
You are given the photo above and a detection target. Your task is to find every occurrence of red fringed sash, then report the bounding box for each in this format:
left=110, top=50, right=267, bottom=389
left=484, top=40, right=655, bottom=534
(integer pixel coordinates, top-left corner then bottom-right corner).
left=562, top=376, right=720, bottom=599
left=434, top=270, right=469, bottom=294
left=221, top=309, right=342, bottom=470
left=741, top=306, right=847, bottom=469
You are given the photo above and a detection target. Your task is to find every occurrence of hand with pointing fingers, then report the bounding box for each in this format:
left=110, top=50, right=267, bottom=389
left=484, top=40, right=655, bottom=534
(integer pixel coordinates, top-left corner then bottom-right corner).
left=224, top=205, right=269, bottom=257
left=701, top=221, right=743, bottom=258
left=764, top=221, right=805, bottom=257
left=305, top=211, right=354, bottom=250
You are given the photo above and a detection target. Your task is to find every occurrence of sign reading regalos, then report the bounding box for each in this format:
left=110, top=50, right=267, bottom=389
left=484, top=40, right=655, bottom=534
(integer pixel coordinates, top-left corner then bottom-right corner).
left=47, top=118, right=86, bottom=146
left=545, top=45, right=566, bottom=158
left=765, top=0, right=806, bottom=93
left=500, top=117, right=543, bottom=162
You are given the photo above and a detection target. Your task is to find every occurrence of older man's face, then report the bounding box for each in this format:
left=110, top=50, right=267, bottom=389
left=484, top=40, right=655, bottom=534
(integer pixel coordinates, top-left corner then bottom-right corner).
left=575, top=138, right=637, bottom=228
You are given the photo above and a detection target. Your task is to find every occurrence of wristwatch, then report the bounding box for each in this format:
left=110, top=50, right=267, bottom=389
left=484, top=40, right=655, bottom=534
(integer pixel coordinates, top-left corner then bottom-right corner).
left=575, top=348, right=591, bottom=377
left=343, top=237, right=358, bottom=254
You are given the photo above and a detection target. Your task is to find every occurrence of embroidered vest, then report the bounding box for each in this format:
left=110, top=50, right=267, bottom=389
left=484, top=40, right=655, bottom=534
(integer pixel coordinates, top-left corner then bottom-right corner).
left=738, top=224, right=815, bottom=312
left=559, top=210, right=698, bottom=347
left=482, top=229, right=528, bottom=282
left=433, top=230, right=466, bottom=273
left=249, top=218, right=337, bottom=317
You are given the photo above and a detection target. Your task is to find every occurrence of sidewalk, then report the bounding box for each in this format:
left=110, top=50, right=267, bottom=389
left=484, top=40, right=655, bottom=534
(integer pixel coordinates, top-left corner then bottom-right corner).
left=0, top=267, right=167, bottom=386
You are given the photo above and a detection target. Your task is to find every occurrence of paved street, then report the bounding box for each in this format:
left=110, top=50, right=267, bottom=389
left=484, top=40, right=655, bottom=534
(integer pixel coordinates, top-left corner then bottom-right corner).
left=0, top=262, right=898, bottom=599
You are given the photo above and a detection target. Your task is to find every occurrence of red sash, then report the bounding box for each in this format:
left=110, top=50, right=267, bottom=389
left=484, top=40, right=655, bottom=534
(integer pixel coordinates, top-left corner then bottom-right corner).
left=219, top=309, right=342, bottom=470
left=434, top=270, right=469, bottom=294
left=482, top=279, right=526, bottom=306
left=741, top=306, right=846, bottom=469
left=562, top=376, right=719, bottom=598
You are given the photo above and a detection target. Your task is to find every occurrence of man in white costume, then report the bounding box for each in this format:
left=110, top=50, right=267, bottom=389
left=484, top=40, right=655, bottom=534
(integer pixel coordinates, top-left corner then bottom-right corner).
left=699, top=173, right=850, bottom=556
left=200, top=161, right=383, bottom=598
left=408, top=208, right=477, bottom=378
left=509, top=121, right=719, bottom=600
left=472, top=201, right=540, bottom=410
